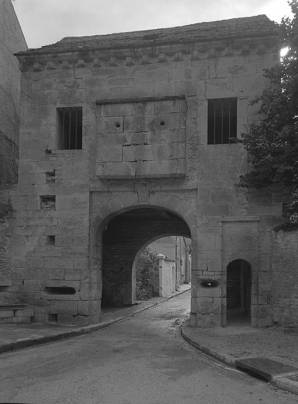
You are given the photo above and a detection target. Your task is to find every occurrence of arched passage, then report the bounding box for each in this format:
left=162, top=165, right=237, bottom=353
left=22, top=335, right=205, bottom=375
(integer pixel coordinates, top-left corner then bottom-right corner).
left=132, top=235, right=191, bottom=300
left=226, top=259, right=252, bottom=325
left=100, top=207, right=191, bottom=307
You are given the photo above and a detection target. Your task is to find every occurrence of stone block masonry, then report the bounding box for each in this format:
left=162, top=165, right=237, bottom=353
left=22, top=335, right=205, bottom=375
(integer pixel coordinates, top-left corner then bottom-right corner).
left=3, top=15, right=297, bottom=328
left=0, top=1, right=27, bottom=310
left=271, top=230, right=298, bottom=325
left=0, top=0, right=27, bottom=147
left=0, top=306, right=33, bottom=324
left=0, top=133, right=18, bottom=187
left=95, top=97, right=186, bottom=179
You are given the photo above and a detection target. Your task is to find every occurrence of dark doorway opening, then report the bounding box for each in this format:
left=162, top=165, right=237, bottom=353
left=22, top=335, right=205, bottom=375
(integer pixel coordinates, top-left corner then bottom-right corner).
left=227, top=259, right=251, bottom=325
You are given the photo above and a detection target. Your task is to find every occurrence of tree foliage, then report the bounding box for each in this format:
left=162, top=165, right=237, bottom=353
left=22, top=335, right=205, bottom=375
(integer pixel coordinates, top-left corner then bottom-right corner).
left=239, top=1, right=298, bottom=223
left=136, top=248, right=158, bottom=300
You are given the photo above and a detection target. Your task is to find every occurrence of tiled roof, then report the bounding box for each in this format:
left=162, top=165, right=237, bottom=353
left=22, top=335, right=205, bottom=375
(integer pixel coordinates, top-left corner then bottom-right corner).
left=17, top=15, right=278, bottom=56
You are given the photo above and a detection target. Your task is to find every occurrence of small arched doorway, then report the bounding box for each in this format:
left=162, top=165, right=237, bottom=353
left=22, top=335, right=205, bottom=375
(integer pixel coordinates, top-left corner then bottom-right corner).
left=226, top=259, right=251, bottom=325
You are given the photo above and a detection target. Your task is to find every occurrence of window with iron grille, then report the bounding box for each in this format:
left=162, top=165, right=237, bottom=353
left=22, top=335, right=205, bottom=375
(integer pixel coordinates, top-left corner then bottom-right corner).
left=208, top=98, right=237, bottom=144
left=57, top=107, right=82, bottom=150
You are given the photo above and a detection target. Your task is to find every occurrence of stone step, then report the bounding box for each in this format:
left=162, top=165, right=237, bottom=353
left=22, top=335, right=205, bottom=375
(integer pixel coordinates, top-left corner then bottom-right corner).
left=235, top=357, right=298, bottom=381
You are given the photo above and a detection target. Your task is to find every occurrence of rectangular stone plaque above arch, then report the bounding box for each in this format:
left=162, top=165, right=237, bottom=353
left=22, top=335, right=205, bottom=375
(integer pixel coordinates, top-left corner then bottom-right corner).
left=95, top=96, right=186, bottom=179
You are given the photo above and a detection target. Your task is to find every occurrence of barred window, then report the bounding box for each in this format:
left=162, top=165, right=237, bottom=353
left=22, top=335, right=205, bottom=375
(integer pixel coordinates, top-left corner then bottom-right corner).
left=208, top=98, right=237, bottom=144
left=57, top=107, right=82, bottom=150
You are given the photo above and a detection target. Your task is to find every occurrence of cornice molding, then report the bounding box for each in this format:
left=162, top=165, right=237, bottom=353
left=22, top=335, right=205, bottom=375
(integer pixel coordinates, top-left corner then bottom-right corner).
left=17, top=37, right=278, bottom=73
left=95, top=95, right=186, bottom=105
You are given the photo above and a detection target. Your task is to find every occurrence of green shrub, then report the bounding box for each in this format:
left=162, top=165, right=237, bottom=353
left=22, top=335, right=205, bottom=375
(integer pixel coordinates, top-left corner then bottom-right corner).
left=136, top=248, right=158, bottom=300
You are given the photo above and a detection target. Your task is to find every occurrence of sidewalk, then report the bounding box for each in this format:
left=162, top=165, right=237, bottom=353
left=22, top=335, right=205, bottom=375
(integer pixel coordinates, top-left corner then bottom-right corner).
left=182, top=320, right=298, bottom=396
left=0, top=284, right=191, bottom=355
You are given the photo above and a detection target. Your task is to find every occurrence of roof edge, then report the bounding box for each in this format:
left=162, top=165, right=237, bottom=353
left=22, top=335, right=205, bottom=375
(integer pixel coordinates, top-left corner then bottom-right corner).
left=15, top=14, right=278, bottom=58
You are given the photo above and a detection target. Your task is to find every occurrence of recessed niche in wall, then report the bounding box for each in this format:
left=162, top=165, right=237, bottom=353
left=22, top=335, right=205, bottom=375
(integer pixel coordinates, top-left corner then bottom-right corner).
left=46, top=235, right=56, bottom=245
left=45, top=171, right=56, bottom=183
left=44, top=286, right=76, bottom=295
left=48, top=314, right=58, bottom=322
left=40, top=195, right=56, bottom=210
left=200, top=279, right=219, bottom=288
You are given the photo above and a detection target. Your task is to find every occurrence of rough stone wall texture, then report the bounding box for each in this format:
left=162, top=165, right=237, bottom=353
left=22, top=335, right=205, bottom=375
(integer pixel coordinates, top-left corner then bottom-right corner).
left=10, top=149, right=91, bottom=325
left=96, top=98, right=186, bottom=178
left=0, top=218, right=11, bottom=287
left=0, top=133, right=18, bottom=187
left=0, top=187, right=19, bottom=304
left=271, top=230, right=298, bottom=325
left=8, top=16, right=297, bottom=327
left=0, top=0, right=27, bottom=145
left=0, top=0, right=27, bottom=304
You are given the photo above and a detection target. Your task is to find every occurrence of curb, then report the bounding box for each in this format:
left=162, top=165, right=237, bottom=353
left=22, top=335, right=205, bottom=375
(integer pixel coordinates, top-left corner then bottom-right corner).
left=272, top=375, right=298, bottom=396
left=181, top=324, right=298, bottom=397
left=0, top=287, right=191, bottom=355
left=181, top=326, right=236, bottom=367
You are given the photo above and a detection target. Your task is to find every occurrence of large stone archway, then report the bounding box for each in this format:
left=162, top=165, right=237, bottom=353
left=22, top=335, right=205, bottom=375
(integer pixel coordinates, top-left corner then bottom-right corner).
left=88, top=190, right=197, bottom=323
left=101, top=207, right=191, bottom=306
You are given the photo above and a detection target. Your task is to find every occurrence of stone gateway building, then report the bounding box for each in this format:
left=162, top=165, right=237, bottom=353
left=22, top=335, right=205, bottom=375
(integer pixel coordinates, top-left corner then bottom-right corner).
left=3, top=15, right=298, bottom=327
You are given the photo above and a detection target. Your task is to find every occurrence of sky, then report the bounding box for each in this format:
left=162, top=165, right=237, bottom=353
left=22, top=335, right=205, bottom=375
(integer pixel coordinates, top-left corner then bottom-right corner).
left=12, top=0, right=293, bottom=49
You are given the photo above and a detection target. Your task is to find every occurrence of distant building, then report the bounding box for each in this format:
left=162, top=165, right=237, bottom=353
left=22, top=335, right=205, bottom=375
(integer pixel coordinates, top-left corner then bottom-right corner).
left=149, top=236, right=191, bottom=286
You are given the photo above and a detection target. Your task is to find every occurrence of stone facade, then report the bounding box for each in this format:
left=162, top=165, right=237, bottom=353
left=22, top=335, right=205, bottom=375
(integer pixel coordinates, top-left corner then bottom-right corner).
left=0, top=0, right=27, bottom=186
left=149, top=236, right=191, bottom=284
left=5, top=14, right=298, bottom=327
left=271, top=230, right=298, bottom=325
left=0, top=0, right=27, bottom=302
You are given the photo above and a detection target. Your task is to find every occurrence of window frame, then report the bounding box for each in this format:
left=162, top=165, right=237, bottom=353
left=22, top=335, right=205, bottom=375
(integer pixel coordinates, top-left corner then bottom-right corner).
left=207, top=98, right=237, bottom=145
left=57, top=106, right=83, bottom=150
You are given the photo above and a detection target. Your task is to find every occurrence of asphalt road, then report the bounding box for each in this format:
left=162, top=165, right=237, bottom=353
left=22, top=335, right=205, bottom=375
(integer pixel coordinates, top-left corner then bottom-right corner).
left=0, top=291, right=296, bottom=404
